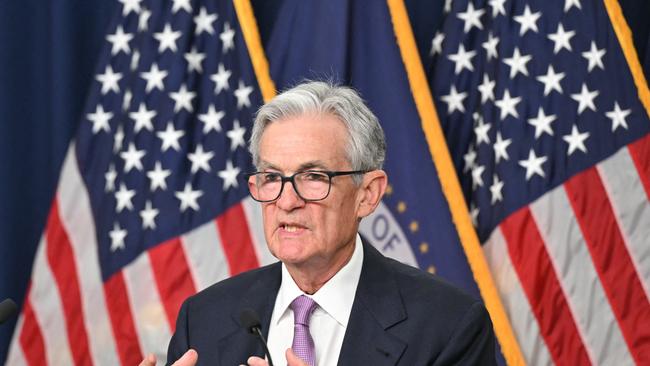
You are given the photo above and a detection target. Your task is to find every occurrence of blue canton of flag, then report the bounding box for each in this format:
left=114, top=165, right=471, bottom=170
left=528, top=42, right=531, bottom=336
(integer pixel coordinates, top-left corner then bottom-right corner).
left=76, top=0, right=262, bottom=281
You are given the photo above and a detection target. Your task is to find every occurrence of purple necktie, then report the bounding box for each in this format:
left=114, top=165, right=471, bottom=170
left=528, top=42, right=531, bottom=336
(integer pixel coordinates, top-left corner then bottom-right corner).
left=290, top=295, right=318, bottom=366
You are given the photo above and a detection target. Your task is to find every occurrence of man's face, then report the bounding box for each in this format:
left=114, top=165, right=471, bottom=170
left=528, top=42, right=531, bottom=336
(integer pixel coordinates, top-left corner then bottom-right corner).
left=257, top=113, right=362, bottom=271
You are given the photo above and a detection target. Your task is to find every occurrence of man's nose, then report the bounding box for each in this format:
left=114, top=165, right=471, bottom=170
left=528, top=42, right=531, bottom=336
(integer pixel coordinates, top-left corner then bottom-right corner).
left=275, top=181, right=305, bottom=210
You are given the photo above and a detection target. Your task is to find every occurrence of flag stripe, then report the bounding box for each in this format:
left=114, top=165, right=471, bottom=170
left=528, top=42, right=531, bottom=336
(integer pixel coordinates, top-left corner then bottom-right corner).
left=57, top=145, right=120, bottom=365
left=180, top=220, right=230, bottom=291
left=30, top=240, right=75, bottom=365
left=500, top=208, right=592, bottom=365
left=564, top=167, right=650, bottom=364
left=122, top=254, right=172, bottom=360
left=598, top=146, right=650, bottom=299
left=8, top=316, right=28, bottom=366
left=103, top=272, right=144, bottom=366
left=530, top=185, right=635, bottom=365
left=148, top=237, right=198, bottom=330
left=482, top=229, right=553, bottom=366
left=242, top=197, right=276, bottom=266
left=18, top=299, right=46, bottom=366
left=628, top=134, right=650, bottom=206
left=45, top=201, right=94, bottom=366
left=216, top=203, right=260, bottom=275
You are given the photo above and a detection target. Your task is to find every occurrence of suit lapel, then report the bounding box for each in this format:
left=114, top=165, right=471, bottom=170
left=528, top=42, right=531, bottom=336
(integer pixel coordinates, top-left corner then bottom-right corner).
left=338, top=243, right=407, bottom=365
left=216, top=263, right=282, bottom=366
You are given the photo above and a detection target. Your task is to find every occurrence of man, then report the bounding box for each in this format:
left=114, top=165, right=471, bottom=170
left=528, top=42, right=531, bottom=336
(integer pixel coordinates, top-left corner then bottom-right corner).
left=142, top=81, right=496, bottom=366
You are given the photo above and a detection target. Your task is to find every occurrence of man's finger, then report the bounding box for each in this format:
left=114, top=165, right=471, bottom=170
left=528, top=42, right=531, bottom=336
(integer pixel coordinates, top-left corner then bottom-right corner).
left=138, top=353, right=157, bottom=366
left=285, top=348, right=309, bottom=366
left=172, top=349, right=198, bottom=366
left=246, top=356, right=269, bottom=366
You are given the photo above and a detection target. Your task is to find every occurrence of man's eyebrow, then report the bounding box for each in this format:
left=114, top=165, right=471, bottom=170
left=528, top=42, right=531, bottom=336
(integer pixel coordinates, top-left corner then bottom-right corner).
left=257, top=160, right=330, bottom=172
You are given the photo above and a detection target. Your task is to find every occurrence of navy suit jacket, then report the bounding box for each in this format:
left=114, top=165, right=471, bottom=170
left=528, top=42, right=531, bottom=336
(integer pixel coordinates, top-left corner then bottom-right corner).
left=167, top=241, right=496, bottom=365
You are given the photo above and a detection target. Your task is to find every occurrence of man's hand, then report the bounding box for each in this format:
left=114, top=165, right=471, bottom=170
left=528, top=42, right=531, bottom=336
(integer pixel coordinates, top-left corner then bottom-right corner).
left=246, top=348, right=309, bottom=366
left=139, top=349, right=198, bottom=366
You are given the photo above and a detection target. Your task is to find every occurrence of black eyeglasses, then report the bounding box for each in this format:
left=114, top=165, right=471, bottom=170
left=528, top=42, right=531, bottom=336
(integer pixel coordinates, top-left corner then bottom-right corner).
left=245, top=170, right=367, bottom=202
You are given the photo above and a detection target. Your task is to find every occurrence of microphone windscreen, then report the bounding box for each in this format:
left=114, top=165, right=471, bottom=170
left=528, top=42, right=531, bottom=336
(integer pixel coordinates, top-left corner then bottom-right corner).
left=0, top=299, right=18, bottom=325
left=239, top=308, right=261, bottom=334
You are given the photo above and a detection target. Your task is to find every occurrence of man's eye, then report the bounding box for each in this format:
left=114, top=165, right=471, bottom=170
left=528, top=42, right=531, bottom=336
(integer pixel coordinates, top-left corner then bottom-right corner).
left=263, top=173, right=281, bottom=182
left=303, top=172, right=328, bottom=181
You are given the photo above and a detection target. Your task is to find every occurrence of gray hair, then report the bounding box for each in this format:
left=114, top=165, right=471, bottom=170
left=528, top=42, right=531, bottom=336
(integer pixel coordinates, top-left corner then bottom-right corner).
left=249, top=81, right=386, bottom=177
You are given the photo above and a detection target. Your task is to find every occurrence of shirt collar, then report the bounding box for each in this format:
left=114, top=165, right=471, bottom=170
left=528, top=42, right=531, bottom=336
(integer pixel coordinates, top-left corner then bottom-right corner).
left=272, top=234, right=364, bottom=328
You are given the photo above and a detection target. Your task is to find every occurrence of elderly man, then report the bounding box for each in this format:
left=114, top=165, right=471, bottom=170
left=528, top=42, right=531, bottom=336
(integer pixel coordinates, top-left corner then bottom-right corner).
left=142, top=81, right=496, bottom=366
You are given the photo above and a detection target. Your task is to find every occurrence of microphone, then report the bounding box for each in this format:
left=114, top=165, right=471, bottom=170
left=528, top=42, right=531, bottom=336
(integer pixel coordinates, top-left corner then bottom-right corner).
left=240, top=308, right=274, bottom=366
left=0, top=299, right=18, bottom=325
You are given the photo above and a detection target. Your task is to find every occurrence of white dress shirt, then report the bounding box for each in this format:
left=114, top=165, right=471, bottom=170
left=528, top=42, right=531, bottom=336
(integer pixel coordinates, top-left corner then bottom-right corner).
left=266, top=234, right=364, bottom=366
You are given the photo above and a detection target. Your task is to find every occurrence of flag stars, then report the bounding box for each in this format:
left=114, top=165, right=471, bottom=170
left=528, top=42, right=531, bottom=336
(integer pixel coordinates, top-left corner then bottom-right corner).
left=519, top=149, right=547, bottom=180
left=87, top=104, right=113, bottom=134
left=109, top=222, right=127, bottom=252
left=227, top=120, right=247, bottom=151
left=220, top=22, right=236, bottom=53
left=564, top=0, right=582, bottom=12
left=503, top=48, right=532, bottom=78
left=96, top=65, right=122, bottom=94
left=106, top=25, right=133, bottom=55
left=211, top=63, right=231, bottom=94
left=448, top=44, right=476, bottom=74
left=430, top=31, right=445, bottom=56
left=536, top=65, right=565, bottom=96
left=605, top=102, right=632, bottom=132
left=488, top=0, right=506, bottom=18
left=495, top=90, right=521, bottom=120
left=157, top=121, right=185, bottom=152
left=198, top=105, right=225, bottom=133
left=482, top=33, right=499, bottom=60
left=513, top=5, right=541, bottom=36
left=172, top=0, right=192, bottom=13
left=130, top=50, right=140, bottom=71
left=471, top=165, right=486, bottom=189
left=571, top=83, right=599, bottom=114
left=493, top=132, right=512, bottom=163
left=234, top=80, right=253, bottom=109
left=457, top=2, right=485, bottom=33
left=490, top=174, right=504, bottom=205
left=147, top=162, right=171, bottom=191
left=218, top=160, right=241, bottom=190
left=129, top=103, right=156, bottom=133
left=548, top=23, right=575, bottom=54
left=170, top=84, right=197, bottom=113
left=441, top=85, right=467, bottom=114
left=114, top=125, right=125, bottom=152
left=175, top=183, right=203, bottom=212
left=463, top=145, right=477, bottom=172
left=563, top=125, right=590, bottom=155
left=123, top=89, right=133, bottom=111
left=154, top=24, right=182, bottom=53
left=105, top=164, right=117, bottom=192
left=115, top=183, right=136, bottom=212
left=527, top=107, right=556, bottom=139
left=118, top=0, right=141, bottom=16
left=194, top=7, right=218, bottom=35
left=120, top=143, right=146, bottom=172
left=140, top=201, right=159, bottom=230
left=478, top=74, right=495, bottom=103
left=582, top=41, right=606, bottom=72
left=470, top=204, right=479, bottom=226
left=140, top=63, right=168, bottom=92
left=188, top=144, right=214, bottom=173
left=474, top=118, right=491, bottom=145
left=138, top=7, right=151, bottom=31
left=185, top=47, right=206, bottom=73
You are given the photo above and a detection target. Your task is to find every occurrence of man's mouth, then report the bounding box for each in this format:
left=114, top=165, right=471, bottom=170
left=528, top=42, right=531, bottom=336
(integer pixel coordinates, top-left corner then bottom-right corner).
left=279, top=223, right=306, bottom=233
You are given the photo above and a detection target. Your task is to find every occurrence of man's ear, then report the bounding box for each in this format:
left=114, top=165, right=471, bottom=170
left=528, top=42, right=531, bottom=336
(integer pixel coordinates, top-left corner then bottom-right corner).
left=357, top=170, right=388, bottom=219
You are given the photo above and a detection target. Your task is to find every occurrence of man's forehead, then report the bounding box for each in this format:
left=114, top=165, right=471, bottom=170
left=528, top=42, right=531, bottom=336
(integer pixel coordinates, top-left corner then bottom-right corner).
left=257, top=159, right=334, bottom=172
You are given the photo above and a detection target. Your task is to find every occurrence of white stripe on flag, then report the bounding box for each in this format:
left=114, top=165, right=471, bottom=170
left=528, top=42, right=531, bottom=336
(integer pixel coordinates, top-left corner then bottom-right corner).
left=181, top=219, right=230, bottom=291
left=242, top=197, right=277, bottom=266
left=597, top=146, right=650, bottom=300
left=30, top=238, right=75, bottom=366
left=483, top=228, right=553, bottom=366
left=6, top=316, right=27, bottom=366
left=122, top=253, right=172, bottom=365
left=57, top=144, right=120, bottom=365
left=530, top=186, right=635, bottom=365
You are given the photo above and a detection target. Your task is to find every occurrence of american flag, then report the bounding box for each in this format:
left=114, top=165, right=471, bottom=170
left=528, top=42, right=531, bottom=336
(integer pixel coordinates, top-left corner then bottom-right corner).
left=6, top=0, right=276, bottom=364
left=429, top=0, right=650, bottom=364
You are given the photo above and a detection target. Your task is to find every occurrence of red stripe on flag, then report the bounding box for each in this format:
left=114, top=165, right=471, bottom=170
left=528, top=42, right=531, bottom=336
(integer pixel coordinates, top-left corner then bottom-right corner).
left=627, top=133, right=650, bottom=200
left=19, top=295, right=46, bottom=366
left=103, top=271, right=143, bottom=366
left=148, top=237, right=198, bottom=330
left=500, top=208, right=591, bottom=365
left=216, top=203, right=260, bottom=275
left=564, top=167, right=650, bottom=364
left=45, top=201, right=93, bottom=366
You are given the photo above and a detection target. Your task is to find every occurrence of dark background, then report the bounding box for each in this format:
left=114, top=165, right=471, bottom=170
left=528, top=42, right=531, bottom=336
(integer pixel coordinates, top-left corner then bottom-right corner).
left=1, top=0, right=648, bottom=363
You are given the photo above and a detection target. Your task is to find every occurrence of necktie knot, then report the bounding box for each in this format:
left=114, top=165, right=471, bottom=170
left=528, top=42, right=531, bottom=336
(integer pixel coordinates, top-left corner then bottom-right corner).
left=290, top=295, right=318, bottom=326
